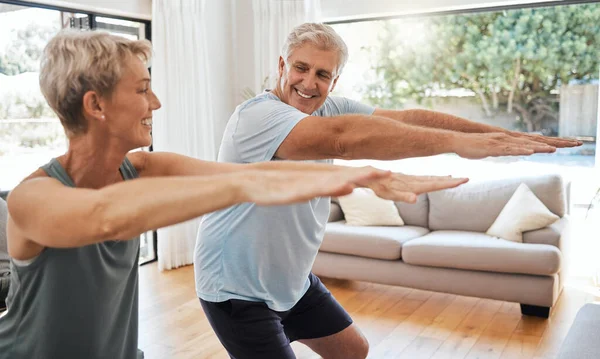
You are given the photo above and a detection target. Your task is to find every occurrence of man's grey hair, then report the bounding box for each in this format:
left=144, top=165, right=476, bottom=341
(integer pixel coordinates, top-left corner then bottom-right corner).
left=281, top=23, right=349, bottom=76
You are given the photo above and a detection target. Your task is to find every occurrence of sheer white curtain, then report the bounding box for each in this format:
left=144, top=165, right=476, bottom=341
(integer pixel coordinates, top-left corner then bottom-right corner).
left=151, top=0, right=217, bottom=271
left=252, top=0, right=322, bottom=92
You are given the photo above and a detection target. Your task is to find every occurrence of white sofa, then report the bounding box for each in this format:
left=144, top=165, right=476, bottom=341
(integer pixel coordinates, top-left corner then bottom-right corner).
left=313, top=174, right=569, bottom=318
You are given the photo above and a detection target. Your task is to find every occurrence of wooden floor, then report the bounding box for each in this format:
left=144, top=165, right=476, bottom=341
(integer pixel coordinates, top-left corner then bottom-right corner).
left=138, top=263, right=600, bottom=359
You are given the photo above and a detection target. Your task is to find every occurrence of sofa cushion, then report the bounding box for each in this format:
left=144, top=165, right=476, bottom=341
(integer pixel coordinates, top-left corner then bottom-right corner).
left=428, top=175, right=566, bottom=232
left=402, top=230, right=561, bottom=275
left=338, top=188, right=404, bottom=226
left=486, top=183, right=559, bottom=243
left=331, top=193, right=429, bottom=227
left=522, top=217, right=566, bottom=248
left=322, top=221, right=429, bottom=260
left=395, top=193, right=429, bottom=228
left=328, top=202, right=344, bottom=222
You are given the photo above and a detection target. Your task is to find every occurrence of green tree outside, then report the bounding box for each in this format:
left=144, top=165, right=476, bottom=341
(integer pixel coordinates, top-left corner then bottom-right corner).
left=362, top=4, right=600, bottom=134
left=0, top=22, right=56, bottom=76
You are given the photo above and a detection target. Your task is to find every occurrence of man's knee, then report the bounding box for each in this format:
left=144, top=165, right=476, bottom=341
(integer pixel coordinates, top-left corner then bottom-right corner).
left=340, top=334, right=369, bottom=359
left=353, top=335, right=369, bottom=359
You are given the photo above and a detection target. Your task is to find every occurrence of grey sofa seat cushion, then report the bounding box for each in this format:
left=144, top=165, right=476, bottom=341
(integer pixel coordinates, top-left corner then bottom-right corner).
left=402, top=230, right=561, bottom=276
left=428, top=175, right=566, bottom=232
left=558, top=303, right=600, bottom=359
left=322, top=221, right=429, bottom=260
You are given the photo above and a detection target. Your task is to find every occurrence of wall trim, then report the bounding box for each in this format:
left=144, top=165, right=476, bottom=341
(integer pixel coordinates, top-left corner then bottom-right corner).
left=323, top=0, right=600, bottom=24
left=3, top=0, right=151, bottom=21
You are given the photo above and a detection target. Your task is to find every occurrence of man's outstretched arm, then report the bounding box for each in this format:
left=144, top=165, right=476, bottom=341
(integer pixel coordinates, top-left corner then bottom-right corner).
left=373, top=108, right=582, bottom=148
left=275, top=113, right=562, bottom=161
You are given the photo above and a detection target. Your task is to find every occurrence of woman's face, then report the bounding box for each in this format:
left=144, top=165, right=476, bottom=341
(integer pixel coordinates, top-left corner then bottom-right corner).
left=102, top=54, right=161, bottom=149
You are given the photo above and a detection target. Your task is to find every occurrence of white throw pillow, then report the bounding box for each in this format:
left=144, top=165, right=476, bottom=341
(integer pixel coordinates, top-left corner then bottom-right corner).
left=337, top=188, right=404, bottom=226
left=486, top=183, right=559, bottom=243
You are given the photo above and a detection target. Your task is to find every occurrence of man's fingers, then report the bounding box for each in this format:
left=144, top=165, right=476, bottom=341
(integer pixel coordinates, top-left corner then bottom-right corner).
left=501, top=146, right=534, bottom=156
left=515, top=133, right=582, bottom=147
left=508, top=136, right=556, bottom=153
left=527, top=135, right=581, bottom=147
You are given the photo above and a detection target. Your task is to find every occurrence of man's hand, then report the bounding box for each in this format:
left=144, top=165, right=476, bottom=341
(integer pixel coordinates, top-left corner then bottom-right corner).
left=364, top=173, right=469, bottom=203
left=507, top=131, right=582, bottom=148
left=452, top=132, right=575, bottom=160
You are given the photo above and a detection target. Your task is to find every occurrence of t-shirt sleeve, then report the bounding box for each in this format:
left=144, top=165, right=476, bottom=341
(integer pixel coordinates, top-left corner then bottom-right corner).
left=316, top=96, right=376, bottom=116
left=232, top=98, right=309, bottom=163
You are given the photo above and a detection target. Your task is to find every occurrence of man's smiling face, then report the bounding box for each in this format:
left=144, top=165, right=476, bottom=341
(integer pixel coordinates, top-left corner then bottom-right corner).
left=274, top=43, right=340, bottom=114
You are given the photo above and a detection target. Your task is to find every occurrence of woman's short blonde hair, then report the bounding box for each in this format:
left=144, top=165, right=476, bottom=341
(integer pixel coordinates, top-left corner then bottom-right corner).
left=39, top=30, right=152, bottom=136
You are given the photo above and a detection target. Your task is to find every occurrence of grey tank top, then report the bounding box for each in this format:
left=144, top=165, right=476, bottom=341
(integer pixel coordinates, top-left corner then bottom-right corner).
left=0, top=199, right=8, bottom=275
left=0, top=158, right=141, bottom=359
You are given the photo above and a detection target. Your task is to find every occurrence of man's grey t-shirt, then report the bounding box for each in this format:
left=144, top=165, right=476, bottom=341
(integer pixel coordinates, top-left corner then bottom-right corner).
left=195, top=92, right=374, bottom=311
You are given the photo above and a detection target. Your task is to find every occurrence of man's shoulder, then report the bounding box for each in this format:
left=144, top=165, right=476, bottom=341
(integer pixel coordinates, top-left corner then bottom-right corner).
left=237, top=92, right=280, bottom=113
left=317, top=95, right=350, bottom=115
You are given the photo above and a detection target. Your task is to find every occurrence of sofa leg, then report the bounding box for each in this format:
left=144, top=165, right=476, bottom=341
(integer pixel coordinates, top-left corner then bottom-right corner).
left=520, top=304, right=550, bottom=318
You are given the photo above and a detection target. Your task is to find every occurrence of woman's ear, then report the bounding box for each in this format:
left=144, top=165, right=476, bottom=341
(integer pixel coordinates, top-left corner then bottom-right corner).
left=82, top=91, right=106, bottom=122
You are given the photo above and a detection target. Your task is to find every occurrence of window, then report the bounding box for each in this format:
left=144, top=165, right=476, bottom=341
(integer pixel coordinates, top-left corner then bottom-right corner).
left=0, top=1, right=155, bottom=264
left=331, top=2, right=599, bottom=205
left=330, top=2, right=600, bottom=279
left=0, top=4, right=65, bottom=190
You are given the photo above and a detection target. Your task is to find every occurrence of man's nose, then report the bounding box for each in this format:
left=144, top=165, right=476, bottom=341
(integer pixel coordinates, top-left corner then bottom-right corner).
left=301, top=72, right=318, bottom=91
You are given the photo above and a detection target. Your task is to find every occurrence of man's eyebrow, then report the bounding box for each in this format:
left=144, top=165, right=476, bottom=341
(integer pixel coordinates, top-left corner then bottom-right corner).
left=138, top=78, right=151, bottom=83
left=292, top=61, right=310, bottom=67
left=293, top=61, right=333, bottom=74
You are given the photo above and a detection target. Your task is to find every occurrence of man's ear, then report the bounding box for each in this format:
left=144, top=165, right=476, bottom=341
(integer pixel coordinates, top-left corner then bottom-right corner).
left=82, top=91, right=106, bottom=122
left=278, top=56, right=285, bottom=78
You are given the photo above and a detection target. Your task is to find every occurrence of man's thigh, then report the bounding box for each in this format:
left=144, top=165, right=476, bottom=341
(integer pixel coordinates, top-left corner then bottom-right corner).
left=282, top=273, right=353, bottom=342
left=282, top=273, right=367, bottom=358
left=200, top=299, right=296, bottom=359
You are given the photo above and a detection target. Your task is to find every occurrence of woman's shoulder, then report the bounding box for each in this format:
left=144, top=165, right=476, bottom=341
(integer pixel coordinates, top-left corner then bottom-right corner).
left=21, top=167, right=50, bottom=184
left=125, top=151, right=148, bottom=176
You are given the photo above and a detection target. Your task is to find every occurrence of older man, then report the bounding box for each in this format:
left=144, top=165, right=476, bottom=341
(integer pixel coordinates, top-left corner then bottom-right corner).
left=195, top=23, right=580, bottom=359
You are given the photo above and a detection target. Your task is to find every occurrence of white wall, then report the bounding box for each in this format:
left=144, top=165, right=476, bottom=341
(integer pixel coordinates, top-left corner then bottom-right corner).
left=321, top=0, right=569, bottom=22
left=20, top=0, right=151, bottom=20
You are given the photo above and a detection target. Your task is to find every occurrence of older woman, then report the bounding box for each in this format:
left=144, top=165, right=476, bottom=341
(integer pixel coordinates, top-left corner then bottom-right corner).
left=0, top=30, right=467, bottom=359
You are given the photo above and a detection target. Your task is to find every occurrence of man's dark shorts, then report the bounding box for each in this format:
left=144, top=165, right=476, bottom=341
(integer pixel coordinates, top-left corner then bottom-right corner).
left=200, top=273, right=353, bottom=359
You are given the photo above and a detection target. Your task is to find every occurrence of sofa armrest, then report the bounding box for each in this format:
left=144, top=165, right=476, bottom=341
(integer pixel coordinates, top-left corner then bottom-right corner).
left=328, top=202, right=345, bottom=222
left=522, top=216, right=569, bottom=249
